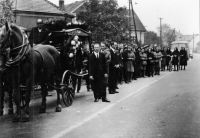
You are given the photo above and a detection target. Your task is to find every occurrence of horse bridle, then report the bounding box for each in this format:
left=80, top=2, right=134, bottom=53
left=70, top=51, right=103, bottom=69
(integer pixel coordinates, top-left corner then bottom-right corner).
left=0, top=29, right=11, bottom=51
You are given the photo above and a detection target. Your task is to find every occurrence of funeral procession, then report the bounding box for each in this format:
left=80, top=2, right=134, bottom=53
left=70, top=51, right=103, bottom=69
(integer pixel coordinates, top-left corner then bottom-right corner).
left=0, top=0, right=199, bottom=137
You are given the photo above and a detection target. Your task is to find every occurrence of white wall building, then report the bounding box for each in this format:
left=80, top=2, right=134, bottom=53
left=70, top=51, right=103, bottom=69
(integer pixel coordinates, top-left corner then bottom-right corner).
left=188, top=34, right=200, bottom=52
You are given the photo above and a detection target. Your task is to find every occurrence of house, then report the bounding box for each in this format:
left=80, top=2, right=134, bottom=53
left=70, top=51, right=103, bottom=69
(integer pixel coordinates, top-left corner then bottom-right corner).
left=181, top=35, right=193, bottom=42
left=188, top=34, right=200, bottom=52
left=13, top=0, right=73, bottom=30
left=64, top=0, right=86, bottom=23
left=129, top=9, right=146, bottom=44
left=64, top=0, right=146, bottom=44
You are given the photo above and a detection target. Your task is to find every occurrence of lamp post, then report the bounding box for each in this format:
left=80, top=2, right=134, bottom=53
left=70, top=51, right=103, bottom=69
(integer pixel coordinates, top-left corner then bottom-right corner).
left=159, top=18, right=163, bottom=48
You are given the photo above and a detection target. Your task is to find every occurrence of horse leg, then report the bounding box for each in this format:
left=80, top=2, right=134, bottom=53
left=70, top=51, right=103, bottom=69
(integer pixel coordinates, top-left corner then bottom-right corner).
left=8, top=86, right=14, bottom=115
left=20, top=78, right=32, bottom=122
left=55, top=80, right=62, bottom=112
left=0, top=78, right=4, bottom=116
left=12, top=78, right=21, bottom=122
left=39, top=81, right=47, bottom=113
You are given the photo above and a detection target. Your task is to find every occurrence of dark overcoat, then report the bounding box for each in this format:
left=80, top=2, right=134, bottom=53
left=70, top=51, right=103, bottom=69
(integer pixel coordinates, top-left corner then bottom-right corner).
left=172, top=50, right=179, bottom=65
left=146, top=51, right=155, bottom=73
left=108, top=49, right=118, bottom=92
left=89, top=52, right=107, bottom=99
left=29, top=27, right=49, bottom=45
left=166, top=50, right=172, bottom=66
left=161, top=50, right=167, bottom=66
left=179, top=50, right=187, bottom=66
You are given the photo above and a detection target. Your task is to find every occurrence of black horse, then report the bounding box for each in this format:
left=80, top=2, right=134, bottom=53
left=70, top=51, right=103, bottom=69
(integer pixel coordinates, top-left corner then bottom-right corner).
left=0, top=50, right=14, bottom=116
left=0, top=22, right=62, bottom=122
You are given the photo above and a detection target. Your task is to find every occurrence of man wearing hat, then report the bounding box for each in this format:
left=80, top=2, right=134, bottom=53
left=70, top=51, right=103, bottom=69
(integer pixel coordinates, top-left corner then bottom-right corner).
left=29, top=19, right=49, bottom=46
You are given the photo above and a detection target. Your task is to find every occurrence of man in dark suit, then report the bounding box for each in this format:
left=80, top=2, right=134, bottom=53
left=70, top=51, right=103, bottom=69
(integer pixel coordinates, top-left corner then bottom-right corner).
left=108, top=42, right=120, bottom=94
left=29, top=19, right=49, bottom=46
left=89, top=43, right=110, bottom=102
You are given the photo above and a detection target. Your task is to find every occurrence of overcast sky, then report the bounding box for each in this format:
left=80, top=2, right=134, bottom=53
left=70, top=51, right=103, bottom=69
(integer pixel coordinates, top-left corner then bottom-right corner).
left=49, top=0, right=199, bottom=35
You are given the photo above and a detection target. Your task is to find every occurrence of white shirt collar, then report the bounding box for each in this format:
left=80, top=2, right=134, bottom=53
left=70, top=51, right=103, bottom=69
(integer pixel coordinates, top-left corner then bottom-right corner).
left=38, top=28, right=42, bottom=32
left=94, top=52, right=99, bottom=57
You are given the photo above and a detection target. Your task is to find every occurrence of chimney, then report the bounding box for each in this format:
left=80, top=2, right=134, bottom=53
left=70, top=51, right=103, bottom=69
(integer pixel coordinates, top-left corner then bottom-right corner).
left=59, top=0, right=64, bottom=10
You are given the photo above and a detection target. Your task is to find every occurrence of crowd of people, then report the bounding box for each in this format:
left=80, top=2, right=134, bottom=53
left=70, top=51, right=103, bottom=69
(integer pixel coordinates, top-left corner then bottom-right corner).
left=29, top=19, right=188, bottom=103
left=82, top=42, right=188, bottom=102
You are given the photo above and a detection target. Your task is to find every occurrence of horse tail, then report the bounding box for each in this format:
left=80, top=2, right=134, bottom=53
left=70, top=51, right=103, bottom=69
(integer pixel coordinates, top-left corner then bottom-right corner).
left=54, top=50, right=61, bottom=81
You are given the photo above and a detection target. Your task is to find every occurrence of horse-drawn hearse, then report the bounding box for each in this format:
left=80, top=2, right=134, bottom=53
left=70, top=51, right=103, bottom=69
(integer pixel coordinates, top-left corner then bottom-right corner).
left=0, top=22, right=92, bottom=122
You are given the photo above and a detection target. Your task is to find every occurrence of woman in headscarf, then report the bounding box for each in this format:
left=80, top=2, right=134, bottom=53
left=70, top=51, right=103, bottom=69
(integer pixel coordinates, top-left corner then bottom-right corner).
left=172, top=47, right=179, bottom=71
left=161, top=47, right=167, bottom=71
left=139, top=48, right=147, bottom=77
left=179, top=47, right=187, bottom=70
left=166, top=48, right=172, bottom=70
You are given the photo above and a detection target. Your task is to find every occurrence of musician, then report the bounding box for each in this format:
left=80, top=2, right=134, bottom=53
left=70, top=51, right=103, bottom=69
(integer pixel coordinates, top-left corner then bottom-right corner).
left=89, top=43, right=110, bottom=102
left=29, top=19, right=49, bottom=46
left=146, top=48, right=155, bottom=77
left=126, top=46, right=135, bottom=82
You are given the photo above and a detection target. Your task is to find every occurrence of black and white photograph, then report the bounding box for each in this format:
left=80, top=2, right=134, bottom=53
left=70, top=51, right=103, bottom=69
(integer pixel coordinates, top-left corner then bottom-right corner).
left=0, top=0, right=199, bottom=137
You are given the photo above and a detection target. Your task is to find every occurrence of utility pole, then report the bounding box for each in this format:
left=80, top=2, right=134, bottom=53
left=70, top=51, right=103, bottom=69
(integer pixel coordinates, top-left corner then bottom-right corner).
left=159, top=18, right=163, bottom=48
left=129, top=0, right=139, bottom=46
left=128, top=0, right=131, bottom=45
left=193, top=33, right=195, bottom=52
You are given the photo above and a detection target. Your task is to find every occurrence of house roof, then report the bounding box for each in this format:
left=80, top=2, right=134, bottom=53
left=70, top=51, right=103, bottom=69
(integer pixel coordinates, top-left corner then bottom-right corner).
left=64, top=0, right=85, bottom=14
left=129, top=10, right=146, bottom=32
left=65, top=1, right=146, bottom=32
left=181, top=35, right=193, bottom=42
left=14, top=0, right=72, bottom=16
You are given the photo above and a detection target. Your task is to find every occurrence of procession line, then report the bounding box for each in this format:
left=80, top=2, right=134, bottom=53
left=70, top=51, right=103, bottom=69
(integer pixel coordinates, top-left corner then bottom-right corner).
left=50, top=71, right=173, bottom=138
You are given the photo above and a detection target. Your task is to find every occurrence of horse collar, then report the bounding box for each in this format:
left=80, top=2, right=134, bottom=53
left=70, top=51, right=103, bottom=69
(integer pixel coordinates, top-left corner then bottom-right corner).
left=5, top=44, right=31, bottom=67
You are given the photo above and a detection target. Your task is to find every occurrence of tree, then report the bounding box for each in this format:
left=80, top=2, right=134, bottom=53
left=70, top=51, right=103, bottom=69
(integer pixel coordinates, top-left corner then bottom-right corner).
left=144, top=31, right=160, bottom=46
left=157, top=23, right=176, bottom=47
left=0, top=0, right=14, bottom=25
left=76, top=0, right=129, bottom=43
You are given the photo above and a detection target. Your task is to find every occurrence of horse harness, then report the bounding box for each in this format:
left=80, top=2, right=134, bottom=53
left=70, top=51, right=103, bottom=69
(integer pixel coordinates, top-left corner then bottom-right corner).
left=5, top=43, right=31, bottom=67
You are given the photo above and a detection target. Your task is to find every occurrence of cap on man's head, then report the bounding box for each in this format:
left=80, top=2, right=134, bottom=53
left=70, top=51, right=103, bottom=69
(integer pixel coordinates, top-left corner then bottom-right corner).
left=128, top=46, right=132, bottom=49
left=37, top=19, right=43, bottom=24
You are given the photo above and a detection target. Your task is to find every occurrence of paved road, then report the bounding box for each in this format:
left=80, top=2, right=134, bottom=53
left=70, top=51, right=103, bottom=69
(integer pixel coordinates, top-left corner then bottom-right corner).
left=0, top=54, right=200, bottom=138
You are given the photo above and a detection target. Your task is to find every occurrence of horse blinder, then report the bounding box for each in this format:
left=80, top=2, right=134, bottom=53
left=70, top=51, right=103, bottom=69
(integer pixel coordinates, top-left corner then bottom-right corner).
left=0, top=29, right=11, bottom=51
